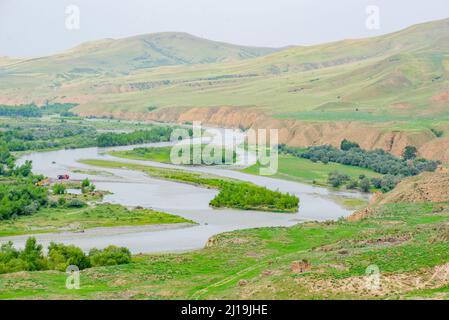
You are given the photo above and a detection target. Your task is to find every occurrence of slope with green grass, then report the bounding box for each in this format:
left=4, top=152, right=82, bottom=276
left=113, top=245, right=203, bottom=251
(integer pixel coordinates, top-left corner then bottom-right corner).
left=1, top=202, right=448, bottom=299
left=0, top=19, right=448, bottom=161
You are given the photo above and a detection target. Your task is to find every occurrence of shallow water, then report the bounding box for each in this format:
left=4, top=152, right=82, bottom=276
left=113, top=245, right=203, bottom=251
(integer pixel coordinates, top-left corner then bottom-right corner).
left=4, top=131, right=368, bottom=253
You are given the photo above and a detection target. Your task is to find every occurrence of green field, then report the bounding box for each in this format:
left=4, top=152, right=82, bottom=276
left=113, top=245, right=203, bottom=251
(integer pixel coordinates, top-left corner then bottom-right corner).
left=1, top=202, right=448, bottom=299
left=111, top=144, right=236, bottom=165
left=0, top=204, right=193, bottom=237
left=241, top=154, right=381, bottom=187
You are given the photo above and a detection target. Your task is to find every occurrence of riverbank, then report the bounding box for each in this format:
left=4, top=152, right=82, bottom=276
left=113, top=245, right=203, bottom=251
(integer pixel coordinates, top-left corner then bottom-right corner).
left=80, top=159, right=299, bottom=213
left=1, top=201, right=448, bottom=299
left=0, top=204, right=194, bottom=237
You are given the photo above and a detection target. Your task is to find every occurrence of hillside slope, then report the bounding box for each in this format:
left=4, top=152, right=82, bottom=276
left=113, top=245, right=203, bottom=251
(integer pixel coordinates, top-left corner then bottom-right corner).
left=0, top=32, right=277, bottom=75
left=0, top=19, right=448, bottom=160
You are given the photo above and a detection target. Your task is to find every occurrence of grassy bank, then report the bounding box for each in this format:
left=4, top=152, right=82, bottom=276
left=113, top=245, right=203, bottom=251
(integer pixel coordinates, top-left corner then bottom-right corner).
left=111, top=144, right=237, bottom=165
left=1, top=202, right=448, bottom=299
left=241, top=154, right=381, bottom=187
left=80, top=159, right=299, bottom=213
left=0, top=204, right=194, bottom=237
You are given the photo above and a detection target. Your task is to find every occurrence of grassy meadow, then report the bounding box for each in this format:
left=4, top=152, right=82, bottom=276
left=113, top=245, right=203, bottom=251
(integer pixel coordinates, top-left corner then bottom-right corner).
left=0, top=204, right=193, bottom=237
left=241, top=154, right=382, bottom=187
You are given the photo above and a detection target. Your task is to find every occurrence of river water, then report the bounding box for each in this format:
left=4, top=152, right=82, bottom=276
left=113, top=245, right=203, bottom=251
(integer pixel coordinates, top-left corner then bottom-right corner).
left=2, top=130, right=368, bottom=253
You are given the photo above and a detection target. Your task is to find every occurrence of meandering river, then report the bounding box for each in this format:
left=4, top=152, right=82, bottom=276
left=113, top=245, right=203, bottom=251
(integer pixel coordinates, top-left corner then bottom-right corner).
left=2, top=129, right=369, bottom=253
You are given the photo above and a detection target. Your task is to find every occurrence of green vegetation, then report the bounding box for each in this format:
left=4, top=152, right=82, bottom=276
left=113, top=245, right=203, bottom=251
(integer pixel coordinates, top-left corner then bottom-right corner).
left=88, top=246, right=132, bottom=267
left=210, top=183, right=298, bottom=212
left=0, top=204, right=193, bottom=237
left=1, top=202, right=448, bottom=299
left=1, top=19, right=448, bottom=131
left=0, top=139, right=49, bottom=220
left=0, top=104, right=41, bottom=117
left=278, top=143, right=439, bottom=192
left=0, top=121, right=97, bottom=152
left=97, top=127, right=174, bottom=147
left=111, top=144, right=237, bottom=165
left=81, top=159, right=299, bottom=213
left=402, top=145, right=418, bottom=160
left=241, top=154, right=381, bottom=187
left=41, top=103, right=78, bottom=117
left=0, top=237, right=131, bottom=274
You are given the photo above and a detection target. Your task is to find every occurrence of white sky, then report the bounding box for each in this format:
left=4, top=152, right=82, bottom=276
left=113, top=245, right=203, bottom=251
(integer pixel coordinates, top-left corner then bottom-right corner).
left=1, top=0, right=449, bottom=57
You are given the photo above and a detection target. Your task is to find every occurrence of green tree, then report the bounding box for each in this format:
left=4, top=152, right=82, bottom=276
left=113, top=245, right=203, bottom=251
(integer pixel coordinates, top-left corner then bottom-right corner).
left=402, top=146, right=418, bottom=160
left=359, top=178, right=371, bottom=192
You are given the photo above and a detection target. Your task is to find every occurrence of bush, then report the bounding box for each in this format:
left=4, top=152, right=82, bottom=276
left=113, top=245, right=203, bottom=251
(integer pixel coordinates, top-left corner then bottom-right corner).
left=48, top=242, right=91, bottom=271
left=89, top=246, right=132, bottom=267
left=0, top=182, right=48, bottom=220
left=52, top=183, right=66, bottom=195
left=359, top=178, right=371, bottom=193
left=0, top=238, right=132, bottom=274
left=328, top=171, right=350, bottom=188
left=340, top=139, right=360, bottom=151
left=65, top=199, right=87, bottom=208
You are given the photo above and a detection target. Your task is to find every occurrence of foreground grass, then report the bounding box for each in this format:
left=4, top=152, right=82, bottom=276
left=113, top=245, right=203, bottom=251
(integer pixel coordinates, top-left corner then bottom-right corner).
left=0, top=204, right=193, bottom=237
left=1, top=202, right=448, bottom=299
left=80, top=159, right=299, bottom=213
left=241, top=154, right=381, bottom=187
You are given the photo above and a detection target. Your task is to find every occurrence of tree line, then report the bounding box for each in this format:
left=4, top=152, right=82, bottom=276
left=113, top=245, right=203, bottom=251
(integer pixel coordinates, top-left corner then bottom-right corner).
left=279, top=140, right=440, bottom=192
left=0, top=103, right=78, bottom=118
left=97, top=127, right=174, bottom=147
left=0, top=237, right=131, bottom=274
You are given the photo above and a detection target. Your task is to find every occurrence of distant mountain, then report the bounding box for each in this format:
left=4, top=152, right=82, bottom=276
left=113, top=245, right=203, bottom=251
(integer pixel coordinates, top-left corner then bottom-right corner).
left=2, top=32, right=278, bottom=75
left=0, top=18, right=448, bottom=122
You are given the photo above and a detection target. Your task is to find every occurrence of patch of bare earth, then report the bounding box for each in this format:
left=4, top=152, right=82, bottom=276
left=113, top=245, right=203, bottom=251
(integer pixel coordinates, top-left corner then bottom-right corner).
left=295, top=263, right=449, bottom=299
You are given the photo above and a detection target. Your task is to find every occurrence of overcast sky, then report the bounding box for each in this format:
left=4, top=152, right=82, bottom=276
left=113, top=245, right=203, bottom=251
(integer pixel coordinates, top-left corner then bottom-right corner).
left=1, top=0, right=449, bottom=57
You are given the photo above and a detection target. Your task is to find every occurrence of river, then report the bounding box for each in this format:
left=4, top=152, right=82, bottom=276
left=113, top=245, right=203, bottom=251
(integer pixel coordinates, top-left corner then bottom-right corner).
left=1, top=129, right=368, bottom=254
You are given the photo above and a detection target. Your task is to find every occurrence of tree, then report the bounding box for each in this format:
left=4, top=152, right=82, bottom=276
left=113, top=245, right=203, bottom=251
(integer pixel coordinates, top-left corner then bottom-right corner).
left=19, top=237, right=47, bottom=271
left=359, top=178, right=371, bottom=192
left=402, top=146, right=417, bottom=160
left=340, top=139, right=360, bottom=151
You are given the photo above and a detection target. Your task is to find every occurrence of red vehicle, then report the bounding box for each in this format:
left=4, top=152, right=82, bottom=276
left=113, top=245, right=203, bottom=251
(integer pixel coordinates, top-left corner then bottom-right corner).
left=57, top=174, right=70, bottom=180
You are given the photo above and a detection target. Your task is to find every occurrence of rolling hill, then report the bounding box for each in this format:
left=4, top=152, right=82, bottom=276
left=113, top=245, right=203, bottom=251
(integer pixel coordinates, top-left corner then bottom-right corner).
left=0, top=32, right=278, bottom=75
left=0, top=18, right=448, bottom=161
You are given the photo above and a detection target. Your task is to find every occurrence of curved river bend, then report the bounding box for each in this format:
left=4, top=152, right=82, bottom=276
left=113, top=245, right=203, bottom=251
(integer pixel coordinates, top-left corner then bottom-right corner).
left=2, top=134, right=368, bottom=254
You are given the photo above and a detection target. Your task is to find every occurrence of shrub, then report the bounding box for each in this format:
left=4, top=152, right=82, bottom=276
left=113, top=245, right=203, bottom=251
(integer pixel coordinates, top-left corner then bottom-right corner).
left=65, top=199, right=86, bottom=208
left=340, top=139, right=360, bottom=151
left=52, top=183, right=66, bottom=195
left=48, top=242, right=91, bottom=271
left=89, top=246, right=132, bottom=267
left=359, top=178, right=371, bottom=193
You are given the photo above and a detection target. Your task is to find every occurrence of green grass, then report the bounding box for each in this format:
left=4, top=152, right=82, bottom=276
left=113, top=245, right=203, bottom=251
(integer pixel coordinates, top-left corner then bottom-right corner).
left=241, top=154, right=381, bottom=187
left=111, top=144, right=237, bottom=165
left=1, top=202, right=448, bottom=299
left=0, top=204, right=194, bottom=237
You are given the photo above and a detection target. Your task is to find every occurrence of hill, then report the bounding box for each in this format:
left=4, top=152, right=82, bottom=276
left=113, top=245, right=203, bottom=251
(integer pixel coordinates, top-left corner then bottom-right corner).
left=0, top=32, right=278, bottom=75
left=0, top=19, right=448, bottom=160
